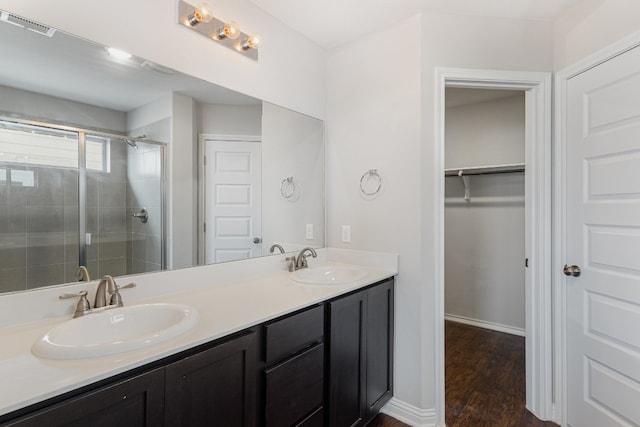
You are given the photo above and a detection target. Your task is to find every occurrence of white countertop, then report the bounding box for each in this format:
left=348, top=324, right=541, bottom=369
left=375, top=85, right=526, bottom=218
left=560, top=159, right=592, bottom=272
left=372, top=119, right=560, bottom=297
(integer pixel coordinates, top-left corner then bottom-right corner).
left=0, top=249, right=397, bottom=418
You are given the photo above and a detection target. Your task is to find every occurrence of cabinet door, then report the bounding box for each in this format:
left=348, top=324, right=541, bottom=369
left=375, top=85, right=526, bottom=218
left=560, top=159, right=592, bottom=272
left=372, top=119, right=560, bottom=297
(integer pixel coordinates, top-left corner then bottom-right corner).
left=365, top=279, right=394, bottom=420
left=328, top=290, right=367, bottom=427
left=265, top=343, right=324, bottom=427
left=165, top=331, right=257, bottom=427
left=3, top=368, right=164, bottom=427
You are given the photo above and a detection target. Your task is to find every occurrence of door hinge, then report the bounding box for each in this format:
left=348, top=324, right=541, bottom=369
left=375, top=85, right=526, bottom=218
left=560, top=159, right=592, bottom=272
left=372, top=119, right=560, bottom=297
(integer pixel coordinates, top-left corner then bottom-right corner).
left=525, top=258, right=529, bottom=268
left=203, top=222, right=206, bottom=233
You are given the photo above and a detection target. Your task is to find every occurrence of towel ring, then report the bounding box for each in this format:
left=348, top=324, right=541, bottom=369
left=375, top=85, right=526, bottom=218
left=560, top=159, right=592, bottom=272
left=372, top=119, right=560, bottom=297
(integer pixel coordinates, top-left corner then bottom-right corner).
left=280, top=176, right=296, bottom=199
left=360, top=169, right=382, bottom=196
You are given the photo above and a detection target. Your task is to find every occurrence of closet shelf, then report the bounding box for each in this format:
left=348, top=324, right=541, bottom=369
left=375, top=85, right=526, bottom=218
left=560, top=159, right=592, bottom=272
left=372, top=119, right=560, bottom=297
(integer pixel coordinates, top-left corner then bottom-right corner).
left=445, top=163, right=525, bottom=201
left=444, top=163, right=525, bottom=177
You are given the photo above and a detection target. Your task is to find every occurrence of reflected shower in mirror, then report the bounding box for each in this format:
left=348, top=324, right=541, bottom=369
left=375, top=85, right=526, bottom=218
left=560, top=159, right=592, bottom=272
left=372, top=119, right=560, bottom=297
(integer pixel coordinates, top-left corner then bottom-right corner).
left=0, top=9, right=324, bottom=295
left=0, top=120, right=165, bottom=293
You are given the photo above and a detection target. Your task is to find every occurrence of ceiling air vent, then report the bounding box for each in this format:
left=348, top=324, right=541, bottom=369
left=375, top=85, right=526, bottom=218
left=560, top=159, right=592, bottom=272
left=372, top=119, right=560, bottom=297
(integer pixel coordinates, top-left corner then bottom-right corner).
left=0, top=11, right=56, bottom=37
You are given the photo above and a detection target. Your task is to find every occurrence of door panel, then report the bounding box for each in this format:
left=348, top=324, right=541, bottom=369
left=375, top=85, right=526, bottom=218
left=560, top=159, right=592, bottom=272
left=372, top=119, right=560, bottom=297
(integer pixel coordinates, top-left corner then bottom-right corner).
left=566, top=45, right=640, bottom=426
left=204, top=139, right=261, bottom=264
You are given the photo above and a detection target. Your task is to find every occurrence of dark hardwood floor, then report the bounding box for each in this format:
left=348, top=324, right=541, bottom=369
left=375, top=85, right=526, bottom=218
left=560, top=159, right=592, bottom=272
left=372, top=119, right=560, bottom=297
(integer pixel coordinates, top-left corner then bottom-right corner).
left=445, top=320, right=557, bottom=427
left=368, top=413, right=411, bottom=427
left=368, top=321, right=558, bottom=427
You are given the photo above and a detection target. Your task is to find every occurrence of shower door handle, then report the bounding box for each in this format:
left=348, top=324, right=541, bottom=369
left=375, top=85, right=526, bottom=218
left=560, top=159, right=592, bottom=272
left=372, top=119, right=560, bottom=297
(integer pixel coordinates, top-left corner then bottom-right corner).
left=132, top=208, right=148, bottom=223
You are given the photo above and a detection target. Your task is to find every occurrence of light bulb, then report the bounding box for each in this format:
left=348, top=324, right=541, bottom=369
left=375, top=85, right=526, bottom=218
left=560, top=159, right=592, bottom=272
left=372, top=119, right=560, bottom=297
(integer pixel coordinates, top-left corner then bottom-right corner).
left=186, top=2, right=214, bottom=26
left=216, top=21, right=240, bottom=40
left=240, top=33, right=262, bottom=51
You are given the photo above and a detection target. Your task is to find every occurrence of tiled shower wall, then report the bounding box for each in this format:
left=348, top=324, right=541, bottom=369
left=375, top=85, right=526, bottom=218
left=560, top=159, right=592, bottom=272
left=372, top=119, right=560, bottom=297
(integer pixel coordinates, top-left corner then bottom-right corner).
left=0, top=165, right=80, bottom=292
left=85, top=140, right=129, bottom=280
left=0, top=140, right=130, bottom=293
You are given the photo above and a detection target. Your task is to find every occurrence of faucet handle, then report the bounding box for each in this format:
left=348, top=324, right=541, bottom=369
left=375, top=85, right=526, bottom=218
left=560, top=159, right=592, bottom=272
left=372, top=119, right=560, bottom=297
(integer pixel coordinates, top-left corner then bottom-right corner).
left=59, top=290, right=91, bottom=318
left=109, top=282, right=136, bottom=307
left=285, top=256, right=297, bottom=272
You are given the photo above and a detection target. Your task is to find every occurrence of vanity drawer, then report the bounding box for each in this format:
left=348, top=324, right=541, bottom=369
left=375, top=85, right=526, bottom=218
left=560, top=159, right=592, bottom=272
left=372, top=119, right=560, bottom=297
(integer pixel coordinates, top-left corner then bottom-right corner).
left=265, top=343, right=324, bottom=427
left=264, top=304, right=324, bottom=365
left=296, top=406, right=323, bottom=427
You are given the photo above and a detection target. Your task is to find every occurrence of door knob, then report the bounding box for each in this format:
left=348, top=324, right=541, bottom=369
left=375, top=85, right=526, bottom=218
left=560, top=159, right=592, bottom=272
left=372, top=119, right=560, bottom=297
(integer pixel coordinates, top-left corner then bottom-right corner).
left=563, top=264, right=581, bottom=277
left=253, top=237, right=262, bottom=244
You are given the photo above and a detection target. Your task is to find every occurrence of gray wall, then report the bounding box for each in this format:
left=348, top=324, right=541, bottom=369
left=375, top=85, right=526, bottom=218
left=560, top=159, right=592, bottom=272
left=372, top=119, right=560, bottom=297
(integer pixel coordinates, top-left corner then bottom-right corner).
left=0, top=85, right=126, bottom=132
left=444, top=92, right=526, bottom=331
left=261, top=103, right=324, bottom=253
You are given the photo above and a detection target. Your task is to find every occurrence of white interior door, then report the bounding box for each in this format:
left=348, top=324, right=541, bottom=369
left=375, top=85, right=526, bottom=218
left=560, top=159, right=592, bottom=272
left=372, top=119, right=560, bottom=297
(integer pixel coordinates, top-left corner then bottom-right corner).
left=566, top=45, right=640, bottom=426
left=204, top=138, right=262, bottom=264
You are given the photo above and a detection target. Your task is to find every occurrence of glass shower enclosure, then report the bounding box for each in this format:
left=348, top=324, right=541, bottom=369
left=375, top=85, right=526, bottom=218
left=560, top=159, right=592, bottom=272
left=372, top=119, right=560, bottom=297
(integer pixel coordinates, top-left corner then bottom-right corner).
left=0, top=119, right=165, bottom=293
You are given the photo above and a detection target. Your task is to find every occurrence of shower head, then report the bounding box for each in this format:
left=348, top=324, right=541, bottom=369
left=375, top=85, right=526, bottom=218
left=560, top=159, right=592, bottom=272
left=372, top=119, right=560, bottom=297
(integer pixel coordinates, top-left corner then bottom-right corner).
left=124, top=134, right=145, bottom=149
left=124, top=139, right=138, bottom=149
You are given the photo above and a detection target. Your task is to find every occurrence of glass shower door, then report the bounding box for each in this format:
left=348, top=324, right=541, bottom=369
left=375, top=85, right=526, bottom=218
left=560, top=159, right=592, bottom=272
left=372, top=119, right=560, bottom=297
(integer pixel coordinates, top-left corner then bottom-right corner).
left=0, top=120, right=79, bottom=292
left=86, top=135, right=164, bottom=277
left=125, top=139, right=164, bottom=274
left=0, top=120, right=165, bottom=294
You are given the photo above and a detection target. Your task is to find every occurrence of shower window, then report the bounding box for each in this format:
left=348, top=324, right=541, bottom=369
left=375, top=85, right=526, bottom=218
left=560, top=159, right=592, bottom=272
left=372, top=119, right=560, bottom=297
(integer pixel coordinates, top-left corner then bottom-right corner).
left=0, top=122, right=107, bottom=171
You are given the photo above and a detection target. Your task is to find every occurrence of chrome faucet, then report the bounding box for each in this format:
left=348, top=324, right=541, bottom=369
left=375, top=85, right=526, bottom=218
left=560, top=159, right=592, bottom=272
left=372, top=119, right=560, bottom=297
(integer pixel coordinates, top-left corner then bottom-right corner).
left=295, top=247, right=317, bottom=270
left=94, top=275, right=136, bottom=309
left=75, top=265, right=91, bottom=282
left=94, top=275, right=115, bottom=308
left=269, top=243, right=285, bottom=254
left=60, top=275, right=136, bottom=318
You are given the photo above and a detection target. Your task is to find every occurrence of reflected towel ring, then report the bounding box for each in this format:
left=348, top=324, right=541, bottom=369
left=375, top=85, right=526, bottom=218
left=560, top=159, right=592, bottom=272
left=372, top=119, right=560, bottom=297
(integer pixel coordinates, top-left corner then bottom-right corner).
left=280, top=176, right=296, bottom=199
left=360, top=169, right=382, bottom=196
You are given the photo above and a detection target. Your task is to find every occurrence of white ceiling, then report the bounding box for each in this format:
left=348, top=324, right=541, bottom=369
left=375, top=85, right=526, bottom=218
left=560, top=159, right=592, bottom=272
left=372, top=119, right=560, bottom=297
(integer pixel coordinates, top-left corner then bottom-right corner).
left=0, top=17, right=258, bottom=113
left=250, top=0, right=581, bottom=49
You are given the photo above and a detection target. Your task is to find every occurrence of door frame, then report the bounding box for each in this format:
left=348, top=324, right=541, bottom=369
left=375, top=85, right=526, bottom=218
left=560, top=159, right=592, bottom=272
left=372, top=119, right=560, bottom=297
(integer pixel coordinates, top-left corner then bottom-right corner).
left=434, top=68, right=553, bottom=425
left=554, top=31, right=640, bottom=427
left=197, top=133, right=261, bottom=266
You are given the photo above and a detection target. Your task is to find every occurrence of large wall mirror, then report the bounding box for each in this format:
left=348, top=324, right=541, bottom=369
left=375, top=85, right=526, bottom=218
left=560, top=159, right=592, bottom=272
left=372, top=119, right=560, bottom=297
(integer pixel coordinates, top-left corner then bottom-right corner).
left=0, top=10, right=325, bottom=294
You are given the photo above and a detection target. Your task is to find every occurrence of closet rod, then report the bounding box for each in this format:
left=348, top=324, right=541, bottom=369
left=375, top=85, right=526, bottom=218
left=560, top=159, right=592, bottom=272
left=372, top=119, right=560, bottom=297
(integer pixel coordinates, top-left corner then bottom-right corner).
left=444, top=163, right=525, bottom=177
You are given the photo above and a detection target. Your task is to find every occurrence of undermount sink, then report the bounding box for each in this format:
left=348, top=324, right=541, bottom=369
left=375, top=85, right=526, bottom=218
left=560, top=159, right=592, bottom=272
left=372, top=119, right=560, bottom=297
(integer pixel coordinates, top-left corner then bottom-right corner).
left=291, top=264, right=367, bottom=285
left=32, top=303, right=198, bottom=360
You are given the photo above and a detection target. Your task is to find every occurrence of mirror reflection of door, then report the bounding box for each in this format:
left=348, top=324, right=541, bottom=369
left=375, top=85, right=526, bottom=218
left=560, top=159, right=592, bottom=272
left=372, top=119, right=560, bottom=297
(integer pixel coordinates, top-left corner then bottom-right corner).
left=203, top=137, right=262, bottom=264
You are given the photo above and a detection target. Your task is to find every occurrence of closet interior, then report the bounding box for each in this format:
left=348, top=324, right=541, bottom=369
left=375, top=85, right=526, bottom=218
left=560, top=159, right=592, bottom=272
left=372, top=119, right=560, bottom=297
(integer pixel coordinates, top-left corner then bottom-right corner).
left=444, top=87, right=529, bottom=425
left=444, top=87, right=526, bottom=334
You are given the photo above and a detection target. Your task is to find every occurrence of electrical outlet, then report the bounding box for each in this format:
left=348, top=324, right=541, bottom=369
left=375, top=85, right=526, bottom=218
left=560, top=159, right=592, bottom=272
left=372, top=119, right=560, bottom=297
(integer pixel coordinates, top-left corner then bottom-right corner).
left=306, top=224, right=314, bottom=240
left=341, top=225, right=351, bottom=243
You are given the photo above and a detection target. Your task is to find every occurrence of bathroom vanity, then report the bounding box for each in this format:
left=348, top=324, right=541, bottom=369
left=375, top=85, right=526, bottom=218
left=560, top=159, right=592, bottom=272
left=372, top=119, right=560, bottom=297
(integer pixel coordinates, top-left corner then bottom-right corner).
left=0, top=255, right=395, bottom=427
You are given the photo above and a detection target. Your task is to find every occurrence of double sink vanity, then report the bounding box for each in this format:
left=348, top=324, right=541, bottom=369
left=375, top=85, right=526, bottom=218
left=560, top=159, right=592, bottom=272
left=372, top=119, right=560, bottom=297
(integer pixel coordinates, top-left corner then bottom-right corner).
left=0, top=9, right=395, bottom=427
left=0, top=249, right=397, bottom=427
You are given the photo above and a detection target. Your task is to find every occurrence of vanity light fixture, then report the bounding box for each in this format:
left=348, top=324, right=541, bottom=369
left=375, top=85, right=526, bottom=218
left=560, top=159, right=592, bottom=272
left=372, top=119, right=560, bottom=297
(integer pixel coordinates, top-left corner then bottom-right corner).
left=186, top=2, right=214, bottom=26
left=177, top=0, right=261, bottom=60
left=238, top=34, right=262, bottom=51
left=215, top=21, right=240, bottom=40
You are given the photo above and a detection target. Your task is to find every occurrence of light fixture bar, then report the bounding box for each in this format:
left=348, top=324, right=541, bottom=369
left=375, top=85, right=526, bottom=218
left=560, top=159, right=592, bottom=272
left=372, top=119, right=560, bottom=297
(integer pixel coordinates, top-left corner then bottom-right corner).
left=177, top=0, right=259, bottom=61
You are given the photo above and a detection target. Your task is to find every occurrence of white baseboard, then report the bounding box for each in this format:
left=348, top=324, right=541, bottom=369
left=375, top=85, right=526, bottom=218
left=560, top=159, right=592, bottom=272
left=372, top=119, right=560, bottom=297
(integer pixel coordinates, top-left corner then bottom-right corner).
left=381, top=398, right=440, bottom=427
left=445, top=313, right=525, bottom=337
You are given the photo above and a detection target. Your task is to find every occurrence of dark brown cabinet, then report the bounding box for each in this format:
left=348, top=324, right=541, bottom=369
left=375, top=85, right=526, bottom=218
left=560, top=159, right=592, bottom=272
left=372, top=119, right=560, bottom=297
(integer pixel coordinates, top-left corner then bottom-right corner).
left=328, top=278, right=394, bottom=427
left=1, top=277, right=394, bottom=427
left=165, top=331, right=257, bottom=427
left=1, top=331, right=256, bottom=427
left=263, top=305, right=325, bottom=427
left=2, top=368, right=165, bottom=427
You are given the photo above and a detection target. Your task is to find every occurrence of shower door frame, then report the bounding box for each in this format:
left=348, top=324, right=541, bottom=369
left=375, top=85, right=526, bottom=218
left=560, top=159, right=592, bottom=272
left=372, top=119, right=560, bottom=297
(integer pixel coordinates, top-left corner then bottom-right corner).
left=0, top=115, right=167, bottom=275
